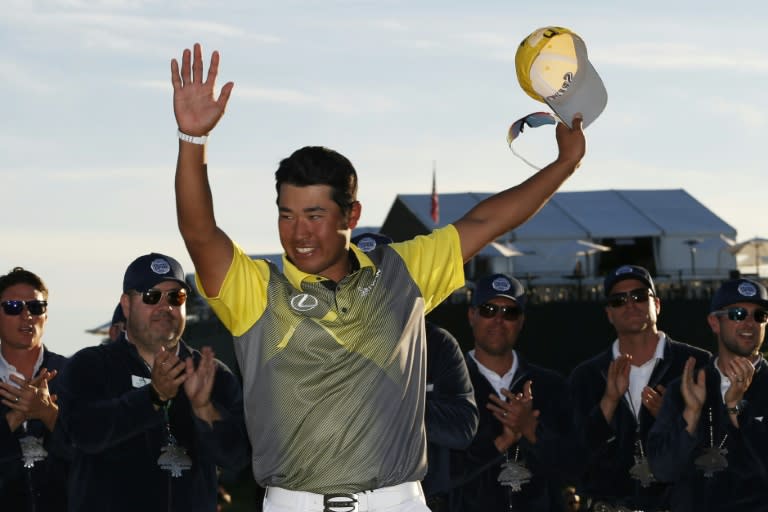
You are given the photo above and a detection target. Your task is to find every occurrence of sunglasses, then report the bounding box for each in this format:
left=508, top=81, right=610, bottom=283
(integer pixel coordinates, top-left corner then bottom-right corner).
left=606, top=288, right=653, bottom=308
left=477, top=303, right=522, bottom=321
left=507, top=112, right=558, bottom=145
left=506, top=112, right=559, bottom=171
left=133, top=289, right=187, bottom=307
left=1, top=300, right=48, bottom=316
left=713, top=307, right=768, bottom=324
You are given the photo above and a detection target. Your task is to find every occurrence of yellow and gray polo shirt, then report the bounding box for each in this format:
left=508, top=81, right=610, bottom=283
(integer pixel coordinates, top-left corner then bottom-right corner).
left=198, top=225, right=464, bottom=494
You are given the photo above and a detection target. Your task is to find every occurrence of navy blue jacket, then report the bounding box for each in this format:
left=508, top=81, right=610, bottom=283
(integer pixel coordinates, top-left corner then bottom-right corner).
left=60, top=336, right=249, bottom=512
left=0, top=347, right=70, bottom=512
left=422, top=322, right=478, bottom=498
left=647, top=357, right=768, bottom=512
left=451, top=354, right=578, bottom=512
left=567, top=337, right=711, bottom=511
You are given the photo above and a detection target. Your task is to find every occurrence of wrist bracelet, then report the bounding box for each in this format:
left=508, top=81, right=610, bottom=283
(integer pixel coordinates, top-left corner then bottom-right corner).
left=177, top=129, right=208, bottom=145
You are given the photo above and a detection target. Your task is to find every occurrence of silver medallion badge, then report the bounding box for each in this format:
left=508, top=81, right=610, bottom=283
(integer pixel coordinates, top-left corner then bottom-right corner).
left=629, top=456, right=655, bottom=487
left=695, top=447, right=728, bottom=478
left=19, top=435, right=48, bottom=468
left=158, top=443, right=193, bottom=477
left=498, top=460, right=532, bottom=492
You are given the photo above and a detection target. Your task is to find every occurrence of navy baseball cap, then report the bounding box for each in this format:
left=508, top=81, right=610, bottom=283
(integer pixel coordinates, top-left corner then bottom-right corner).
left=710, top=278, right=768, bottom=312
left=472, top=273, right=526, bottom=311
left=604, top=265, right=656, bottom=296
left=111, top=303, right=125, bottom=325
left=351, top=232, right=393, bottom=253
left=122, top=253, right=190, bottom=293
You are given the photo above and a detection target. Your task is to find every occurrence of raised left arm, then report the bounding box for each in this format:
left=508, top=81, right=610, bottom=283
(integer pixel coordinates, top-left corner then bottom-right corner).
left=454, top=116, right=585, bottom=262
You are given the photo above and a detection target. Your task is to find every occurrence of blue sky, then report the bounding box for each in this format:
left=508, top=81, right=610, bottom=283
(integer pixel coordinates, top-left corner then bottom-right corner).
left=3, top=0, right=767, bottom=357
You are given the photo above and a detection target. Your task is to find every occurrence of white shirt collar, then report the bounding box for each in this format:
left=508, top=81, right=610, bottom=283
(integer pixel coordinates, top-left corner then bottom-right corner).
left=611, top=331, right=667, bottom=362
left=0, top=346, right=44, bottom=385
left=612, top=332, right=667, bottom=419
left=469, top=349, right=519, bottom=400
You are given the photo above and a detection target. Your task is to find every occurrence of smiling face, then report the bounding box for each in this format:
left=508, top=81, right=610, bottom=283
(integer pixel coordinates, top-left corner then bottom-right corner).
left=277, top=183, right=361, bottom=282
left=708, top=301, right=767, bottom=360
left=0, top=283, right=47, bottom=355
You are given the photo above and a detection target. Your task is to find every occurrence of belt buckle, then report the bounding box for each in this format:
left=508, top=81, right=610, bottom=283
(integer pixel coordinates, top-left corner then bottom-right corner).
left=323, top=493, right=359, bottom=512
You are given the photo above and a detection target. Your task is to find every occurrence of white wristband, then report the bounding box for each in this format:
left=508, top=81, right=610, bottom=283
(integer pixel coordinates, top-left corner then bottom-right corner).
left=177, top=129, right=208, bottom=145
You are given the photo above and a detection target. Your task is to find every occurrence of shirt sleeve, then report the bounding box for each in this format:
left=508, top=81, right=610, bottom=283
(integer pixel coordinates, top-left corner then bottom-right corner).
left=425, top=324, right=478, bottom=449
left=390, top=225, right=465, bottom=314
left=192, top=360, right=250, bottom=471
left=646, top=379, right=701, bottom=482
left=196, top=240, right=272, bottom=337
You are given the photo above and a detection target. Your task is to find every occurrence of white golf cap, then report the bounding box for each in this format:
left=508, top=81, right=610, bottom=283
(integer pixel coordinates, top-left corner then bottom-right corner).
left=515, top=26, right=607, bottom=129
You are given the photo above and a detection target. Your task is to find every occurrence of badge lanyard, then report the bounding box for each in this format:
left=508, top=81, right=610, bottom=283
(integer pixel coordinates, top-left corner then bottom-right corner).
left=1, top=369, right=49, bottom=469
left=625, top=387, right=654, bottom=487
left=156, top=400, right=193, bottom=477
left=496, top=381, right=532, bottom=504
left=18, top=421, right=48, bottom=469
left=140, top=357, right=193, bottom=478
left=498, top=446, right=532, bottom=512
left=694, top=407, right=728, bottom=478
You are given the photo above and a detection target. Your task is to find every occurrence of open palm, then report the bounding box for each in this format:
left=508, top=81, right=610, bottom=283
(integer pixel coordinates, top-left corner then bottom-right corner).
left=171, top=43, right=234, bottom=136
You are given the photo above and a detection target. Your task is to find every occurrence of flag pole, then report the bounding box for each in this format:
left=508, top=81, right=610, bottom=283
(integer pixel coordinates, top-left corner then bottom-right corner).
left=430, top=161, right=439, bottom=225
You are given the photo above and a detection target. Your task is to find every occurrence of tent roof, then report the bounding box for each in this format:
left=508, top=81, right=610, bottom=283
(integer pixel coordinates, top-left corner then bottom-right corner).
left=395, top=189, right=736, bottom=239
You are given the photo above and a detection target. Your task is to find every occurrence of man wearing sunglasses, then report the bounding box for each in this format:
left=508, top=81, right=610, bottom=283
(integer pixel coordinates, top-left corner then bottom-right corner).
left=450, top=273, right=578, bottom=512
left=59, top=253, right=249, bottom=512
left=568, top=265, right=710, bottom=512
left=0, top=267, right=70, bottom=512
left=648, top=278, right=768, bottom=511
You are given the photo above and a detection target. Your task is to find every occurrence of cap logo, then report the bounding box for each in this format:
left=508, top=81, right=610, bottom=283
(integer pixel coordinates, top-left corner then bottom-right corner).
left=150, top=258, right=172, bottom=275
left=737, top=282, right=758, bottom=297
left=491, top=277, right=512, bottom=292
left=524, top=27, right=558, bottom=47
left=357, top=237, right=377, bottom=253
left=615, top=266, right=635, bottom=276
left=290, top=293, right=319, bottom=312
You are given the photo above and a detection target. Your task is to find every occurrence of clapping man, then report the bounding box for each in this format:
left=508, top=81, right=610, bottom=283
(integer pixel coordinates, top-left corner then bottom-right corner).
left=648, top=278, right=768, bottom=511
left=568, top=265, right=710, bottom=511
left=0, top=267, right=69, bottom=512
left=452, top=273, right=578, bottom=511
left=60, top=253, right=249, bottom=512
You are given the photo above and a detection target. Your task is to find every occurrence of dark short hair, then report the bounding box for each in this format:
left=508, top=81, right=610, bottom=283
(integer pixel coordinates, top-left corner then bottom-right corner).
left=0, top=267, right=49, bottom=299
left=275, top=146, right=358, bottom=214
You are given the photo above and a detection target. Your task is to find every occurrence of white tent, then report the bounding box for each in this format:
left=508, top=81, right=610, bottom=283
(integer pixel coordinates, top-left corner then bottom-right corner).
left=388, top=189, right=738, bottom=284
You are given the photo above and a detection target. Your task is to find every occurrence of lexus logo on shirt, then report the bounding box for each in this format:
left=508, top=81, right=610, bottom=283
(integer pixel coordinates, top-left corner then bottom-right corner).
left=290, top=293, right=319, bottom=312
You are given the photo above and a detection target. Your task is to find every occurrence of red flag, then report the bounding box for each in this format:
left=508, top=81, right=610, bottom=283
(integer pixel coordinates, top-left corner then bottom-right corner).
left=430, top=164, right=439, bottom=224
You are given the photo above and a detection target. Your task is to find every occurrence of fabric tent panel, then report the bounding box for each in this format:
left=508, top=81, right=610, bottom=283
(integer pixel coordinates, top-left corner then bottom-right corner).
left=618, top=190, right=736, bottom=237
left=551, top=190, right=663, bottom=238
